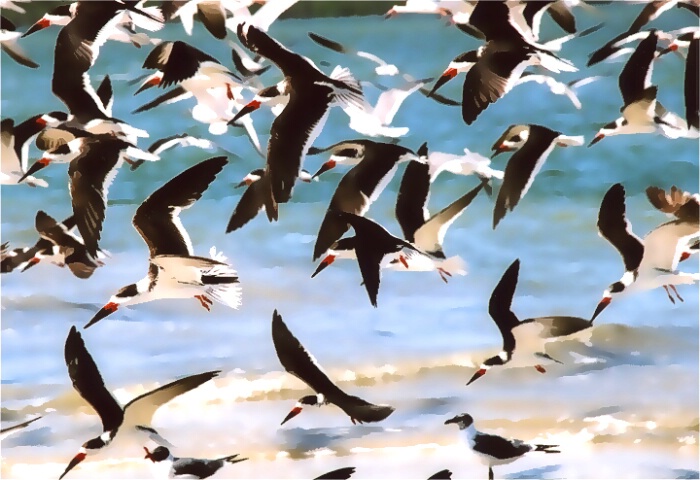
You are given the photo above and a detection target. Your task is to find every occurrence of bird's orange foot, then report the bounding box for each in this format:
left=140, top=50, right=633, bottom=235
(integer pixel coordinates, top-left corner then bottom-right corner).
left=195, top=295, right=213, bottom=311
left=437, top=267, right=452, bottom=283
left=535, top=365, right=546, bottom=373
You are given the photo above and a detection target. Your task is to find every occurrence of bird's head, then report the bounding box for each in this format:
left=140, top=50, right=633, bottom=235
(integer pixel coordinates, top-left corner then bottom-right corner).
left=591, top=282, right=623, bottom=321
left=135, top=72, right=163, bottom=95
left=588, top=120, right=620, bottom=147
left=491, top=124, right=530, bottom=158
left=85, top=285, right=138, bottom=328
left=144, top=446, right=171, bottom=463
left=281, top=394, right=324, bottom=425
left=235, top=169, right=264, bottom=188
left=428, top=50, right=477, bottom=96
left=444, top=413, right=474, bottom=429
left=467, top=352, right=509, bottom=385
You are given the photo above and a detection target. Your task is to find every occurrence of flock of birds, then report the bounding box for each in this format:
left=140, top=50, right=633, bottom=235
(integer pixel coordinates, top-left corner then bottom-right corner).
left=1, top=0, right=699, bottom=479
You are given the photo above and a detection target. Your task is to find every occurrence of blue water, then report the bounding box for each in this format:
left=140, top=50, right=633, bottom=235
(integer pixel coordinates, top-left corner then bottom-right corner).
left=1, top=5, right=698, bottom=479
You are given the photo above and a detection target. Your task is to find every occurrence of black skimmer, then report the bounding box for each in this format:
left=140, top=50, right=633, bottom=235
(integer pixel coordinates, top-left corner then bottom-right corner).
left=2, top=210, right=102, bottom=278
left=312, top=140, right=427, bottom=261
left=226, top=168, right=314, bottom=233
left=589, top=30, right=689, bottom=145
left=429, top=0, right=577, bottom=125
left=1, top=118, right=49, bottom=187
left=11, top=111, right=70, bottom=168
left=0, top=416, right=42, bottom=441
left=467, top=259, right=590, bottom=386
left=21, top=134, right=158, bottom=259
left=143, top=445, right=247, bottom=479
left=86, top=156, right=241, bottom=329
left=59, top=326, right=220, bottom=479
left=394, top=159, right=486, bottom=281
left=324, top=212, right=427, bottom=307
left=160, top=0, right=235, bottom=39
left=591, top=183, right=700, bottom=321
left=230, top=41, right=271, bottom=79
left=23, top=1, right=163, bottom=44
left=444, top=413, right=559, bottom=480
left=491, top=124, right=583, bottom=229
left=51, top=2, right=158, bottom=139
left=235, top=22, right=364, bottom=214
left=272, top=310, right=395, bottom=425
left=313, top=467, right=357, bottom=480
left=0, top=15, right=38, bottom=68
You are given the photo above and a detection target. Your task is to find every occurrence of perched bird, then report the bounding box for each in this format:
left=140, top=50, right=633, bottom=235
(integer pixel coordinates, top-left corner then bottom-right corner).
left=86, top=157, right=241, bottom=329
left=591, top=184, right=700, bottom=321
left=235, top=22, right=364, bottom=215
left=273, top=310, right=395, bottom=425
left=143, top=445, right=247, bottom=479
left=467, top=259, right=593, bottom=386
left=491, top=124, right=583, bottom=229
left=59, top=326, right=219, bottom=479
left=313, top=140, right=427, bottom=261
left=0, top=416, right=42, bottom=441
left=444, top=413, right=559, bottom=480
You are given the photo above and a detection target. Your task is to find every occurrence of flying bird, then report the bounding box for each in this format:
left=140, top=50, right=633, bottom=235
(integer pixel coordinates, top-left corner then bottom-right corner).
left=272, top=310, right=395, bottom=425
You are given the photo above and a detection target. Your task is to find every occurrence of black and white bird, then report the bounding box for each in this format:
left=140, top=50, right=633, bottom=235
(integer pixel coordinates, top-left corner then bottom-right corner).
left=313, top=140, right=427, bottom=261
left=51, top=1, right=158, bottom=135
left=273, top=310, right=395, bottom=425
left=444, top=413, right=559, bottom=480
left=0, top=416, right=42, bottom=441
left=225, top=168, right=314, bottom=233
left=86, top=156, right=241, bottom=328
left=1, top=210, right=102, bottom=278
left=235, top=22, right=364, bottom=216
left=491, top=124, right=583, bottom=229
left=59, top=326, right=220, bottom=479
left=591, top=183, right=700, bottom=321
left=128, top=133, right=218, bottom=171
left=428, top=0, right=577, bottom=125
left=393, top=159, right=486, bottom=281
left=1, top=118, right=48, bottom=187
left=0, top=15, right=38, bottom=68
left=21, top=135, right=158, bottom=261
left=325, top=212, right=427, bottom=307
left=589, top=30, right=691, bottom=145
left=143, top=445, right=247, bottom=479
left=467, top=259, right=592, bottom=386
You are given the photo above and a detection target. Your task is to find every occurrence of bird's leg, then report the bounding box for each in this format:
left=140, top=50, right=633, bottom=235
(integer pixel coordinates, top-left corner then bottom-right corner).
left=534, top=365, right=546, bottom=373
left=226, top=83, right=234, bottom=100
left=437, top=267, right=452, bottom=283
left=662, top=285, right=676, bottom=304
left=123, top=157, right=136, bottom=166
left=669, top=285, right=684, bottom=302
left=351, top=417, right=356, bottom=425
left=488, top=466, right=494, bottom=480
left=194, top=295, right=212, bottom=311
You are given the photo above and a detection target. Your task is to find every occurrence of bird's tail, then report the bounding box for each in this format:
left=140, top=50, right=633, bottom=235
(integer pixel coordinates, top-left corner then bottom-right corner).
left=534, top=444, right=560, bottom=453
left=203, top=247, right=242, bottom=309
left=218, top=454, right=248, bottom=465
left=329, top=66, right=365, bottom=110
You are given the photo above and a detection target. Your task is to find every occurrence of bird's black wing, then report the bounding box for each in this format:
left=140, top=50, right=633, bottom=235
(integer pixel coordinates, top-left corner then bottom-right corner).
left=488, top=259, right=521, bottom=353
left=64, top=326, right=124, bottom=432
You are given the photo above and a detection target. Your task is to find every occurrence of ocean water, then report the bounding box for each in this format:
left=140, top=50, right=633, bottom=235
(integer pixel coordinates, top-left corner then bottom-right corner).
left=1, top=4, right=698, bottom=480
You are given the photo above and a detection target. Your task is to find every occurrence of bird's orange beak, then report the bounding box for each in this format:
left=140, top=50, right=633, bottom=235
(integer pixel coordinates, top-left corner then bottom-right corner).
left=466, top=368, right=486, bottom=386
left=59, top=452, right=86, bottom=479
left=281, top=406, right=302, bottom=425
